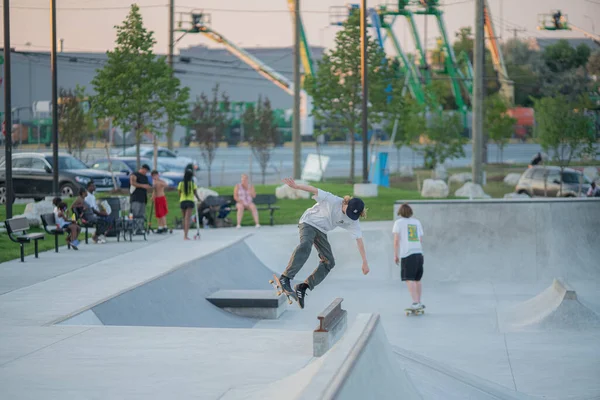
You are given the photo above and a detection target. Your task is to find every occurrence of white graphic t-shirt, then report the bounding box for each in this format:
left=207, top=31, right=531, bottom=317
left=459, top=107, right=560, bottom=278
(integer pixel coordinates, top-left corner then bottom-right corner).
left=299, top=189, right=362, bottom=239
left=392, top=217, right=424, bottom=258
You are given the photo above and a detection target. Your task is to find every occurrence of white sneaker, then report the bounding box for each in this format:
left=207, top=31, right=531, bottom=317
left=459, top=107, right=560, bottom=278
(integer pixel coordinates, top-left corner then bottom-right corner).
left=236, top=225, right=241, bottom=229
left=255, top=224, right=261, bottom=229
left=410, top=303, right=420, bottom=310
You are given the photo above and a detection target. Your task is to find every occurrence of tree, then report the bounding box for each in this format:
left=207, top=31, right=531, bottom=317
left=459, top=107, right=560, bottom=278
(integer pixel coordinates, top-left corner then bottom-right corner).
left=243, top=97, right=278, bottom=184
left=91, top=4, right=189, bottom=169
left=58, top=86, right=87, bottom=156
left=304, top=10, right=398, bottom=182
left=587, top=50, right=600, bottom=76
left=421, top=110, right=467, bottom=169
left=191, top=84, right=231, bottom=187
left=543, top=40, right=591, bottom=73
left=534, top=95, right=595, bottom=194
left=484, top=94, right=516, bottom=163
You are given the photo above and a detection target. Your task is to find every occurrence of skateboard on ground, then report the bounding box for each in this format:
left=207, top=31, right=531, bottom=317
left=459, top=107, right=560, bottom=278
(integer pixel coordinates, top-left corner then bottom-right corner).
left=269, top=274, right=296, bottom=305
left=405, top=306, right=425, bottom=316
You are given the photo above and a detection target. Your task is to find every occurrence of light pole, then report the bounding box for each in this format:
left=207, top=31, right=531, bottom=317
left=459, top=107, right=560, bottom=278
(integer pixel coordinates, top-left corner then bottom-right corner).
left=3, top=0, right=13, bottom=214
left=472, top=0, right=484, bottom=185
left=360, top=0, right=368, bottom=183
left=51, top=0, right=59, bottom=196
left=292, top=0, right=301, bottom=179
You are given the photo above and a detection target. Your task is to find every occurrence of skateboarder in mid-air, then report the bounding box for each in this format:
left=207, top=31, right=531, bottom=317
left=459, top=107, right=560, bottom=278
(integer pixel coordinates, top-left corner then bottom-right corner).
left=393, top=203, right=425, bottom=311
left=277, top=178, right=370, bottom=309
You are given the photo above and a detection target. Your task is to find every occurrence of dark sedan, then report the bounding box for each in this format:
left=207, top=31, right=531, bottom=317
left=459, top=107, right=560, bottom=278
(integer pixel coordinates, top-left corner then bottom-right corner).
left=90, top=157, right=184, bottom=189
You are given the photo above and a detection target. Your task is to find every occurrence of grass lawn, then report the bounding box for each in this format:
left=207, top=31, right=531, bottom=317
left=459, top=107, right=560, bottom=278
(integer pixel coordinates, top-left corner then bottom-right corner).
left=0, top=183, right=420, bottom=263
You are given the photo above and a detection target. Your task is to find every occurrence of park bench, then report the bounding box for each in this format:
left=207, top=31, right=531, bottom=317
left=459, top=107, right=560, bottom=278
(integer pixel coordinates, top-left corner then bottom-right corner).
left=40, top=213, right=72, bottom=252
left=226, top=194, right=280, bottom=226
left=4, top=217, right=45, bottom=262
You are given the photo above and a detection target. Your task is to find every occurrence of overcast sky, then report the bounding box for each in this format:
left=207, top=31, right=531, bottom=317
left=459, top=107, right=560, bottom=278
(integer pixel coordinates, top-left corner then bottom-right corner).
left=1, top=0, right=598, bottom=55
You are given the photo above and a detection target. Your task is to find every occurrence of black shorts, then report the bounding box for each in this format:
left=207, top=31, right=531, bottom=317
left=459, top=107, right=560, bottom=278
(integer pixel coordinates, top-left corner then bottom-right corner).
left=180, top=200, right=195, bottom=210
left=401, top=253, right=424, bottom=281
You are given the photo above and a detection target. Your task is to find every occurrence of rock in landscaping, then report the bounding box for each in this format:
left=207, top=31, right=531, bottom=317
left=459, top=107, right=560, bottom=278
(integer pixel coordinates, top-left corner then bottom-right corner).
left=583, top=167, right=599, bottom=182
left=196, top=187, right=219, bottom=201
left=421, top=179, right=449, bottom=198
left=276, top=180, right=311, bottom=200
left=503, top=173, right=522, bottom=186
left=449, top=173, right=472, bottom=185
left=455, top=182, right=491, bottom=199
left=22, top=200, right=54, bottom=227
left=433, top=164, right=448, bottom=181
left=504, top=192, right=530, bottom=199
left=399, top=166, right=414, bottom=178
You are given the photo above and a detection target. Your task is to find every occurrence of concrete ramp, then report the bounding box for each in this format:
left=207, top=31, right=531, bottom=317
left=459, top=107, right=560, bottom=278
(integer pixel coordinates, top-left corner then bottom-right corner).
left=395, top=199, right=600, bottom=283
left=57, top=241, right=278, bottom=328
left=222, top=314, right=422, bottom=400
left=499, top=278, right=600, bottom=332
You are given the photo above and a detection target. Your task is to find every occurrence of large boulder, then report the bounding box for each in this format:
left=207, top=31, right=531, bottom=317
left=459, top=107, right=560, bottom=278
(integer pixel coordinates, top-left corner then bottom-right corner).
left=399, top=166, right=414, bottom=178
left=583, top=167, right=599, bottom=182
left=455, top=182, right=491, bottom=199
left=503, top=173, right=522, bottom=186
left=421, top=179, right=449, bottom=198
left=433, top=164, right=448, bottom=181
left=449, top=172, right=472, bottom=185
left=276, top=180, right=311, bottom=200
left=22, top=200, right=54, bottom=227
left=196, top=187, right=219, bottom=202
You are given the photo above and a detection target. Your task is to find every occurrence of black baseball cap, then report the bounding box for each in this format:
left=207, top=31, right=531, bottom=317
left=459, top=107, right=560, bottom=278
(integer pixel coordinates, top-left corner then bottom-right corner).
left=346, top=198, right=364, bottom=221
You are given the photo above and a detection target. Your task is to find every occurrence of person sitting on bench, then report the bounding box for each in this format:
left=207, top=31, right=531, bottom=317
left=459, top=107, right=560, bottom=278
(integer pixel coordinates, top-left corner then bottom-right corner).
left=54, top=201, right=81, bottom=250
left=234, top=174, right=260, bottom=229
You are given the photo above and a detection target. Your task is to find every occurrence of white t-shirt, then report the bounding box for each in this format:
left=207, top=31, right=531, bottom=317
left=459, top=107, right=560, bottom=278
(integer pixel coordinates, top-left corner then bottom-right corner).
left=392, top=217, right=424, bottom=258
left=85, top=192, right=98, bottom=211
left=299, top=189, right=362, bottom=239
left=54, top=207, right=67, bottom=227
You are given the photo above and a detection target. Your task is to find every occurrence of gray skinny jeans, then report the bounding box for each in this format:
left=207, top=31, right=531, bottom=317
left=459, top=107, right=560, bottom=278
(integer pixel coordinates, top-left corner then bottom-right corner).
left=283, top=223, right=335, bottom=290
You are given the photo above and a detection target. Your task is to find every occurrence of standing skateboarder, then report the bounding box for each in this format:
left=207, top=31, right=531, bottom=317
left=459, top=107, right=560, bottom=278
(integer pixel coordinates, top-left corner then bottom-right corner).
left=277, top=178, right=370, bottom=309
left=393, top=203, right=425, bottom=310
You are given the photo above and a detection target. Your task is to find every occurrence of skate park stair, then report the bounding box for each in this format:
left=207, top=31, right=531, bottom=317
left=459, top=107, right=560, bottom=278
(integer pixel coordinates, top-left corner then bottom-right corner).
left=313, top=298, right=348, bottom=357
left=206, top=290, right=287, bottom=319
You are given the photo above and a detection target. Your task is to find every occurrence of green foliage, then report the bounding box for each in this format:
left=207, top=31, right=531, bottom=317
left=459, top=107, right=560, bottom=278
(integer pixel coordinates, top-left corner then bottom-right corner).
left=243, top=97, right=279, bottom=185
left=191, top=84, right=231, bottom=187
left=421, top=110, right=467, bottom=169
left=543, top=40, right=591, bottom=73
left=304, top=10, right=401, bottom=181
left=586, top=50, right=600, bottom=75
left=484, top=94, right=517, bottom=161
left=91, top=4, right=189, bottom=168
left=58, top=87, right=87, bottom=156
left=533, top=95, right=595, bottom=171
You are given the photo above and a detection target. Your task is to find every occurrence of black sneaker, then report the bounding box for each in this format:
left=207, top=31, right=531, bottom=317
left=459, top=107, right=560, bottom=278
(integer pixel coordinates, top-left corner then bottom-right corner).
left=279, top=275, right=298, bottom=301
left=294, top=283, right=309, bottom=309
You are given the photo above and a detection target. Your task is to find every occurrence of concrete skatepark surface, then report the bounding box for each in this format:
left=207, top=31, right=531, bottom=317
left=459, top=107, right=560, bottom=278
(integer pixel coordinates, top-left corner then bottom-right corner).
left=0, top=199, right=599, bottom=399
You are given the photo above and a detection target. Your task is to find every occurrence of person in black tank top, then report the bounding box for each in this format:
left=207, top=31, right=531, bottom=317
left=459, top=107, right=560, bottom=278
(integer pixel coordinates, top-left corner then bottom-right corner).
left=130, top=164, right=152, bottom=221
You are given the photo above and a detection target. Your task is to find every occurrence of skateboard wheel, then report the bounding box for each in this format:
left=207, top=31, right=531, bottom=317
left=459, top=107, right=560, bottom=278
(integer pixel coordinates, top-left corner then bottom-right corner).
left=269, top=280, right=274, bottom=284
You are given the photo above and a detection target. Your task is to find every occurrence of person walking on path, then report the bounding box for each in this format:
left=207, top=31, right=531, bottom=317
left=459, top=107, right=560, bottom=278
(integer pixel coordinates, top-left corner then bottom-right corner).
left=393, top=203, right=425, bottom=310
left=277, top=178, right=370, bottom=309
left=178, top=168, right=201, bottom=240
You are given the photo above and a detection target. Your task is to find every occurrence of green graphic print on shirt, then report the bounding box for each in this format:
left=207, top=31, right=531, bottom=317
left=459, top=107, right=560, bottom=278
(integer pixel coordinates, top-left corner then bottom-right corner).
left=408, top=224, right=419, bottom=242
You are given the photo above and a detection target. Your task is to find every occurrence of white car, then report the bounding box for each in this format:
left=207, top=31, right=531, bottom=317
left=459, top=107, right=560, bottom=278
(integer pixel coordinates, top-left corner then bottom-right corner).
left=120, top=146, right=199, bottom=173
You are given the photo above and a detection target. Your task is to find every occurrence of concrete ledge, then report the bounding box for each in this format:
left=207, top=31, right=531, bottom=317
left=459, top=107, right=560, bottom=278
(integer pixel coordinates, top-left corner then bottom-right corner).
left=207, top=290, right=287, bottom=319
left=353, top=183, right=378, bottom=198
left=313, top=298, right=348, bottom=357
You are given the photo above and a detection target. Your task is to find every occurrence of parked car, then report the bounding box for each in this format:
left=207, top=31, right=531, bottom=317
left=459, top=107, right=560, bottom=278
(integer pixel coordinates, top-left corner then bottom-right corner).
left=119, top=146, right=199, bottom=173
left=515, top=166, right=592, bottom=197
left=0, top=152, right=117, bottom=204
left=90, top=157, right=182, bottom=189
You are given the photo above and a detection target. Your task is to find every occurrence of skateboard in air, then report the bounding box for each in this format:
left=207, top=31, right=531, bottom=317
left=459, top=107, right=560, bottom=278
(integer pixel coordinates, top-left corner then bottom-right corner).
left=405, top=306, right=425, bottom=316
left=269, top=274, right=296, bottom=305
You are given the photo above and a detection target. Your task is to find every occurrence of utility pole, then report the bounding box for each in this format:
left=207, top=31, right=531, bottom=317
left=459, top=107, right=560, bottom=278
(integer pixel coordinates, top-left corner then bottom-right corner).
left=51, top=0, right=59, bottom=195
left=472, top=0, right=484, bottom=185
left=3, top=0, right=13, bottom=216
left=167, top=0, right=175, bottom=150
left=507, top=27, right=525, bottom=39
left=292, top=0, right=301, bottom=179
left=360, top=0, right=369, bottom=183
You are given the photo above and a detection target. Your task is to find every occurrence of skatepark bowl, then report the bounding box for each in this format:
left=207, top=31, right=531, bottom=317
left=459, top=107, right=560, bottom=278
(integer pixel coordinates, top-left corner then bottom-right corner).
left=0, top=198, right=599, bottom=399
